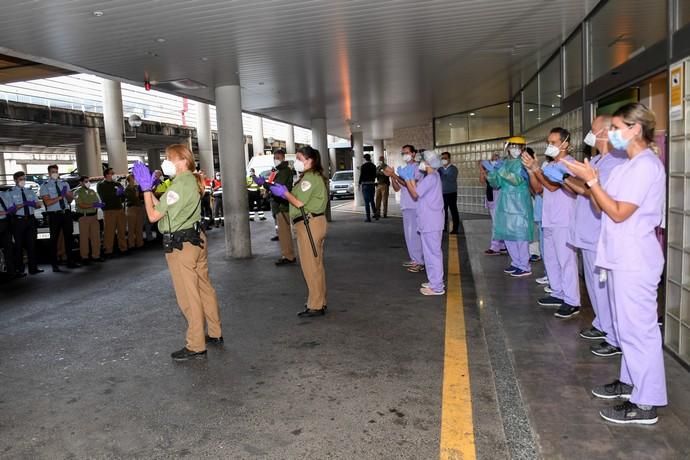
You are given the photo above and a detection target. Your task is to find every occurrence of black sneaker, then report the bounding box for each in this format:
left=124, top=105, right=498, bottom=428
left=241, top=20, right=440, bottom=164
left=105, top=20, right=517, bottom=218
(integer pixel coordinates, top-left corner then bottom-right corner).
left=537, top=296, right=563, bottom=307
left=554, top=304, right=580, bottom=319
left=171, top=347, right=207, bottom=361
left=599, top=401, right=657, bottom=425
left=297, top=308, right=326, bottom=318
left=205, top=335, right=224, bottom=345
left=270, top=236, right=279, bottom=241
left=579, top=326, right=606, bottom=340
left=590, top=341, right=623, bottom=357
left=592, top=380, right=633, bottom=400
left=275, top=257, right=296, bottom=266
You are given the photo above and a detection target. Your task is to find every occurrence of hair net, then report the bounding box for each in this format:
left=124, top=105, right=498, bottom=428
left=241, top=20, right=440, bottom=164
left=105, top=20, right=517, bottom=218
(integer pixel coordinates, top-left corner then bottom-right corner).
left=423, top=150, right=442, bottom=169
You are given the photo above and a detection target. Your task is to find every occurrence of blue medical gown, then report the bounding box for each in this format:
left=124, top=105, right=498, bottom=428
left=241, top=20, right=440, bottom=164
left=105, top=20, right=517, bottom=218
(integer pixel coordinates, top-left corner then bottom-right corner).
left=487, top=159, right=534, bottom=241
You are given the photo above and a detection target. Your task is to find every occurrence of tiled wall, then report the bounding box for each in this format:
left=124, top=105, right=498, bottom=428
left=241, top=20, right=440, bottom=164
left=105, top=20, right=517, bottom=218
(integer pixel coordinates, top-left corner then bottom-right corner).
left=523, top=108, right=584, bottom=160
left=384, top=123, right=434, bottom=168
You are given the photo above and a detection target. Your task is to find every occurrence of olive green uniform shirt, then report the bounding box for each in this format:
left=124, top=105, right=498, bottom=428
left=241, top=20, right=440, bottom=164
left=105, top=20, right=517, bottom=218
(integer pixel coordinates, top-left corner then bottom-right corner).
left=74, top=187, right=99, bottom=216
left=289, top=171, right=328, bottom=220
left=155, top=171, right=201, bottom=233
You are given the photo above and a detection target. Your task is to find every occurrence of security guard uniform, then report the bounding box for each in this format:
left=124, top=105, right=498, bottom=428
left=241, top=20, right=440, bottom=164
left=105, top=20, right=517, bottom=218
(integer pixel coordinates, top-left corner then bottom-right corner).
left=156, top=170, right=222, bottom=353
left=247, top=175, right=265, bottom=221
left=273, top=161, right=296, bottom=261
left=0, top=191, right=17, bottom=276
left=74, top=185, right=102, bottom=261
left=290, top=170, right=328, bottom=311
left=10, top=184, right=40, bottom=274
left=97, top=179, right=127, bottom=255
left=125, top=184, right=145, bottom=249
left=40, top=177, right=76, bottom=267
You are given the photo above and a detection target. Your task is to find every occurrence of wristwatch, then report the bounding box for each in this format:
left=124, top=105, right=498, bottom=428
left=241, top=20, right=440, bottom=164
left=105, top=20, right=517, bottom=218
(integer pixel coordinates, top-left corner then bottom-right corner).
left=586, top=178, right=599, bottom=188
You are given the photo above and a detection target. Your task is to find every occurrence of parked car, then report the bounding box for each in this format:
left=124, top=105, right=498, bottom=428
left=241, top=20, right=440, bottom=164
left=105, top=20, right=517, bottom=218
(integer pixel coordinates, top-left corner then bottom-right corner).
left=329, top=170, right=354, bottom=200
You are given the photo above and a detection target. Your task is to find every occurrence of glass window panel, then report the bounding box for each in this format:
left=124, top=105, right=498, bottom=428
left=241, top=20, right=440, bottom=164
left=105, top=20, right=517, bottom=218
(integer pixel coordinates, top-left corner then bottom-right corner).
left=564, top=30, right=582, bottom=97
left=523, top=76, right=540, bottom=130
left=680, top=0, right=690, bottom=29
left=540, top=55, right=562, bottom=120
left=589, top=0, right=667, bottom=82
left=434, top=113, right=469, bottom=146
left=468, top=104, right=510, bottom=141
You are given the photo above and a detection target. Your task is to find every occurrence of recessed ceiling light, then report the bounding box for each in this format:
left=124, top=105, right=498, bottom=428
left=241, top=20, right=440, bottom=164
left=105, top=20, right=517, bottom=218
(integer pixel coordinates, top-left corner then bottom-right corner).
left=93, top=10, right=104, bottom=17
left=201, top=57, right=208, bottom=61
left=155, top=37, right=166, bottom=43
left=506, top=104, right=511, bottom=108
left=356, top=124, right=361, bottom=128
left=528, top=108, right=535, bottom=112
left=469, top=112, right=476, bottom=116
left=556, top=94, right=562, bottom=98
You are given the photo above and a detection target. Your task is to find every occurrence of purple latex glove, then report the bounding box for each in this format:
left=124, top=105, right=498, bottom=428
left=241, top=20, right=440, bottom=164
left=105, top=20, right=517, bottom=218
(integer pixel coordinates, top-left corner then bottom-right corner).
left=92, top=202, right=105, bottom=209
left=60, top=185, right=69, bottom=197
left=6, top=204, right=17, bottom=215
left=132, top=161, right=154, bottom=191
left=270, top=183, right=288, bottom=199
left=253, top=175, right=266, bottom=186
left=24, top=200, right=37, bottom=208
left=115, top=185, right=125, bottom=197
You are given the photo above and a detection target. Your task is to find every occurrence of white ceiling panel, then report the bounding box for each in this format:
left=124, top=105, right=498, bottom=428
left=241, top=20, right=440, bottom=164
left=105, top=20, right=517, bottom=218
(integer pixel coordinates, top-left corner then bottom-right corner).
left=0, top=0, right=601, bottom=140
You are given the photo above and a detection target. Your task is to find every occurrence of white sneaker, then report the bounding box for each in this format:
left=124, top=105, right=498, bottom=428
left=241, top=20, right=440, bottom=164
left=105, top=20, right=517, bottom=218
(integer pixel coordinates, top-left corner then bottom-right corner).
left=420, top=286, right=445, bottom=296
left=536, top=276, right=549, bottom=285
left=402, top=260, right=416, bottom=267
left=544, top=285, right=553, bottom=294
left=421, top=282, right=431, bottom=288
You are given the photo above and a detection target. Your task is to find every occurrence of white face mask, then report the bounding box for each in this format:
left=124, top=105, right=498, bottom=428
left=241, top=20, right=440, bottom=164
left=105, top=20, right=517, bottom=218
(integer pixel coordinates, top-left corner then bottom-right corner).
left=418, top=161, right=427, bottom=171
left=441, top=159, right=449, bottom=166
left=544, top=144, right=560, bottom=158
left=83, top=181, right=90, bottom=189
left=274, top=159, right=282, bottom=167
left=293, top=159, right=305, bottom=173
left=50, top=172, right=59, bottom=180
left=17, top=180, right=26, bottom=188
left=583, top=130, right=597, bottom=147
left=402, top=154, right=412, bottom=163
left=161, top=159, right=177, bottom=177
left=508, top=147, right=521, bottom=159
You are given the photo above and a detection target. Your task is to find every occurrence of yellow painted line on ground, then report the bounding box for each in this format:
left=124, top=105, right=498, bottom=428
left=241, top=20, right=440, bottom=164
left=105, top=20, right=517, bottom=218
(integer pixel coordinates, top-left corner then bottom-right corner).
left=440, top=235, right=476, bottom=460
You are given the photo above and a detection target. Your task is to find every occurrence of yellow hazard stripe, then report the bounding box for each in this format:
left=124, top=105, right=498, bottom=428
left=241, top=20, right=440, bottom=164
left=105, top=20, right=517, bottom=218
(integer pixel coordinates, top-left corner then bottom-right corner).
left=439, top=235, right=476, bottom=460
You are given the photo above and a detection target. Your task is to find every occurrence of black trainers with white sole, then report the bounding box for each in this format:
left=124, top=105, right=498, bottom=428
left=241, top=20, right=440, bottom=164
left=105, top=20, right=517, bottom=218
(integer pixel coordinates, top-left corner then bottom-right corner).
left=537, top=296, right=563, bottom=307
left=592, top=380, right=633, bottom=400
left=590, top=341, right=623, bottom=357
left=599, top=401, right=658, bottom=425
left=579, top=326, right=607, bottom=340
left=554, top=304, right=580, bottom=319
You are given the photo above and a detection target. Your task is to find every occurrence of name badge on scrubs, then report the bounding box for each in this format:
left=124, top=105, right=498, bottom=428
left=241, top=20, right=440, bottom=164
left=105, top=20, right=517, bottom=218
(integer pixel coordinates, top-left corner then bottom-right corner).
left=599, top=269, right=608, bottom=283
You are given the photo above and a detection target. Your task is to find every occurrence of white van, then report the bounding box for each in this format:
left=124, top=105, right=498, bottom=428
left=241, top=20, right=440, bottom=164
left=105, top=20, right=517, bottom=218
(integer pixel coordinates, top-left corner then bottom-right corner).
left=247, top=154, right=296, bottom=177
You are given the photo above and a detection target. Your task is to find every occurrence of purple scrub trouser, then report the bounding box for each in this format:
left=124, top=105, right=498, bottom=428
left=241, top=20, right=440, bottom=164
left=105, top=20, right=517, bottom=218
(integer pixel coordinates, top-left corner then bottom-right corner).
left=505, top=240, right=530, bottom=271
left=488, top=207, right=506, bottom=252
left=582, top=249, right=617, bottom=346
left=402, top=209, right=424, bottom=265
left=421, top=230, right=444, bottom=291
left=608, top=269, right=667, bottom=406
left=543, top=227, right=580, bottom=306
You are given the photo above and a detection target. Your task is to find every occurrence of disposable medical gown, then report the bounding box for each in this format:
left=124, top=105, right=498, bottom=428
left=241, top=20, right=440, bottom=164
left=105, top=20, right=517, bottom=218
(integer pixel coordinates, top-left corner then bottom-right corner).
left=487, top=159, right=534, bottom=241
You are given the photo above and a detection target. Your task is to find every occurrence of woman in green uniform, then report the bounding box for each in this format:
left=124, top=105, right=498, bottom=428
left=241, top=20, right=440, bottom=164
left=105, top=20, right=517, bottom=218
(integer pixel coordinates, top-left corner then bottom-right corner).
left=269, top=146, right=328, bottom=317
left=133, top=144, right=223, bottom=361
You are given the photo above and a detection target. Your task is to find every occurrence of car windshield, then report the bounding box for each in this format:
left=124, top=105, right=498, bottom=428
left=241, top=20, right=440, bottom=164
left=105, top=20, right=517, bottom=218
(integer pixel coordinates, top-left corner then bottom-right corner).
left=333, top=172, right=353, bottom=181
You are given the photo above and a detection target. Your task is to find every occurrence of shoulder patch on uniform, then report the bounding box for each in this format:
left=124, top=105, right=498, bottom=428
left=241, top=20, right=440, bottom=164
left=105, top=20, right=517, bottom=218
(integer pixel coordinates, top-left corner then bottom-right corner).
left=300, top=180, right=312, bottom=192
left=166, top=190, right=180, bottom=205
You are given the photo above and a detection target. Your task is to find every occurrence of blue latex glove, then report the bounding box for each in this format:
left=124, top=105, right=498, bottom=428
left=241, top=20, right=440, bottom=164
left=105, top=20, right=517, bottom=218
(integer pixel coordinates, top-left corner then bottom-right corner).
left=92, top=202, right=105, bottom=209
left=24, top=200, right=37, bottom=208
left=543, top=165, right=565, bottom=184
left=480, top=160, right=495, bottom=172
left=270, top=183, right=288, bottom=199
left=253, top=175, right=266, bottom=186
left=132, top=162, right=154, bottom=191
left=495, top=160, right=504, bottom=169
left=115, top=185, right=125, bottom=197
left=398, top=166, right=415, bottom=181
left=60, top=185, right=69, bottom=197
left=553, top=161, right=570, bottom=175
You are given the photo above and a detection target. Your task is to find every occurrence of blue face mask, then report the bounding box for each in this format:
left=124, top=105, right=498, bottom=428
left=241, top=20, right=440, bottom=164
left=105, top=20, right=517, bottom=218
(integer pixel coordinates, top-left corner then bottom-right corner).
left=608, top=128, right=631, bottom=150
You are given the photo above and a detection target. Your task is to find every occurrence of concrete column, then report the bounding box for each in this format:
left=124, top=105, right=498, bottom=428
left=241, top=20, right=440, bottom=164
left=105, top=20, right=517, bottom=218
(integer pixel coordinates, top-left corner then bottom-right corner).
left=0, top=152, right=6, bottom=180
left=215, top=84, right=251, bottom=258
left=329, top=148, right=337, bottom=171
left=102, top=79, right=128, bottom=174
left=373, top=139, right=384, bottom=162
left=147, top=148, right=162, bottom=172
left=352, top=131, right=364, bottom=206
left=76, top=127, right=102, bottom=178
left=196, top=102, right=214, bottom=176
left=253, top=116, right=264, bottom=157
left=243, top=140, right=249, bottom=165
left=286, top=125, right=295, bottom=155
left=311, top=118, right=330, bottom=178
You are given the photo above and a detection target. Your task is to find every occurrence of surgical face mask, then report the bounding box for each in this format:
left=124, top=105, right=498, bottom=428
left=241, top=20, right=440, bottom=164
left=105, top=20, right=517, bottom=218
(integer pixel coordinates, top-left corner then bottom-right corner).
left=274, top=159, right=282, bottom=167
left=50, top=172, right=59, bottom=180
left=583, top=130, right=597, bottom=147
left=544, top=144, right=560, bottom=158
left=17, top=179, right=25, bottom=188
left=83, top=181, right=90, bottom=188
left=608, top=128, right=632, bottom=150
left=508, top=147, right=521, bottom=159
left=402, top=154, right=412, bottom=163
left=161, top=159, right=177, bottom=177
left=418, top=161, right=427, bottom=171
left=441, top=159, right=449, bottom=166
left=293, top=159, right=305, bottom=173
left=215, top=174, right=221, bottom=180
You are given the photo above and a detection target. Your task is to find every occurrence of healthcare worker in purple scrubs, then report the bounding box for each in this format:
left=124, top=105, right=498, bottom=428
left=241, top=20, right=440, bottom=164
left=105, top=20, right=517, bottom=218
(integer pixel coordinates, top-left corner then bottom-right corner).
left=399, top=150, right=445, bottom=295
left=522, top=128, right=580, bottom=319
left=387, top=145, right=425, bottom=273
left=566, top=103, right=666, bottom=425
left=563, top=115, right=627, bottom=357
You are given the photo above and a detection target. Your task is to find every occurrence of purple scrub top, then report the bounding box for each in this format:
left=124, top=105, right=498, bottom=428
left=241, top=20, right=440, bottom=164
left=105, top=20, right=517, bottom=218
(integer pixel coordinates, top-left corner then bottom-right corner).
left=400, top=166, right=424, bottom=211
left=595, top=149, right=665, bottom=271
left=416, top=170, right=444, bottom=232
left=569, top=150, right=627, bottom=250
left=542, top=155, right=576, bottom=228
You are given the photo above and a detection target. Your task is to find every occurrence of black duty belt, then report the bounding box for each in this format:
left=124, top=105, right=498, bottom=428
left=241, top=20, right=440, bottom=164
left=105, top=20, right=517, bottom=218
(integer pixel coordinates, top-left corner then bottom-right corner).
left=162, top=226, right=204, bottom=253
left=293, top=212, right=324, bottom=224
left=47, top=210, right=71, bottom=214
